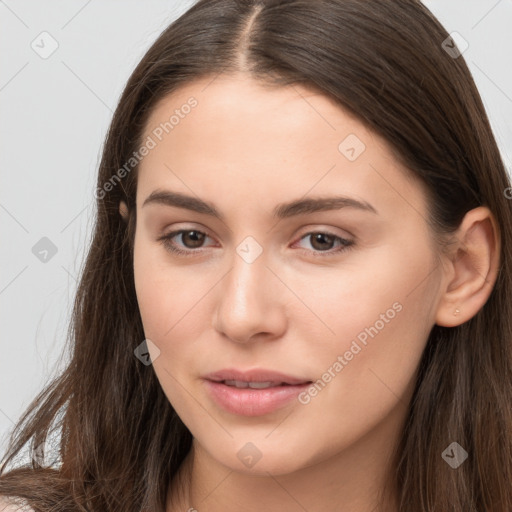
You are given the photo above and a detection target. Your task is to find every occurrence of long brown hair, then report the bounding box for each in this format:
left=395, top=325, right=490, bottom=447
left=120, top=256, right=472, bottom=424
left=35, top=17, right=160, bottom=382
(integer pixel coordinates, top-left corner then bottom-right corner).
left=2, top=1, right=511, bottom=510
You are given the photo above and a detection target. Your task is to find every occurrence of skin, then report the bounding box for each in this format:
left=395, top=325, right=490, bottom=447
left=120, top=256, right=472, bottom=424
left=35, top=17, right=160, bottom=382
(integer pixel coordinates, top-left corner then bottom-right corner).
left=119, top=73, right=500, bottom=512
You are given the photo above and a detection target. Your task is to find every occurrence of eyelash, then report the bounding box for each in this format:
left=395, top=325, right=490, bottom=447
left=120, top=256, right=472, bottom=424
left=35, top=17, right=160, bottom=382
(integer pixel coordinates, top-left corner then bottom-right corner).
left=157, top=228, right=355, bottom=258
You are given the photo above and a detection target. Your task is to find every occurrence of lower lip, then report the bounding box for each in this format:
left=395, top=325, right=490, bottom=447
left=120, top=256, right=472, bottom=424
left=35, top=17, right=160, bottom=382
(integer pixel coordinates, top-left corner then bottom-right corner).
left=203, top=380, right=311, bottom=416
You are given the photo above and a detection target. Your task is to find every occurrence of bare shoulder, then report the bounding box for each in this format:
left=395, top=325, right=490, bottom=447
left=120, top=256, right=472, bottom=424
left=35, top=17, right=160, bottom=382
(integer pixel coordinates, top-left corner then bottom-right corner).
left=0, top=497, right=34, bottom=512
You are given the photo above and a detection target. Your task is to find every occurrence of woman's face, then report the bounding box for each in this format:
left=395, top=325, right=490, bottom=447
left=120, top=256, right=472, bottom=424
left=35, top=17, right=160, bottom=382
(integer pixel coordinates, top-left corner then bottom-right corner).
left=131, top=73, right=446, bottom=475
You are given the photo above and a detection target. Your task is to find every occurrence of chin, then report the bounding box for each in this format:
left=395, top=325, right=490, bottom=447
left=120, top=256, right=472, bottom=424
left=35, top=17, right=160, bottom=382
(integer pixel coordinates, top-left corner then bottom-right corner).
left=204, top=438, right=313, bottom=477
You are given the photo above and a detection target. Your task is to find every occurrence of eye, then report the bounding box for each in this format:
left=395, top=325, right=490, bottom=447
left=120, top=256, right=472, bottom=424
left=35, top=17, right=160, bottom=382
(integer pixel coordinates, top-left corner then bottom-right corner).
left=157, top=229, right=215, bottom=256
left=293, top=231, right=354, bottom=257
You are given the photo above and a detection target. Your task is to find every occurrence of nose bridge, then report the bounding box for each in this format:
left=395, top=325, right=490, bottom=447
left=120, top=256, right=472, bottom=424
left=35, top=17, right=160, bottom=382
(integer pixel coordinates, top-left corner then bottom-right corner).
left=223, top=238, right=270, bottom=317
left=214, top=236, right=285, bottom=342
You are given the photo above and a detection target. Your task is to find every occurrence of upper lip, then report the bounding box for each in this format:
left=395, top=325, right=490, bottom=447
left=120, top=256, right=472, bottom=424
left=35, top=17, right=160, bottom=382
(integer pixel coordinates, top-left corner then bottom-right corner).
left=203, top=368, right=312, bottom=385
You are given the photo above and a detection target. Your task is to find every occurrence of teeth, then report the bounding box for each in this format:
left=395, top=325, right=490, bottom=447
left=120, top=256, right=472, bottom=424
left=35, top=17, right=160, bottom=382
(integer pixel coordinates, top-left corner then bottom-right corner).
left=248, top=381, right=280, bottom=389
left=224, top=380, right=249, bottom=388
left=223, top=380, right=283, bottom=389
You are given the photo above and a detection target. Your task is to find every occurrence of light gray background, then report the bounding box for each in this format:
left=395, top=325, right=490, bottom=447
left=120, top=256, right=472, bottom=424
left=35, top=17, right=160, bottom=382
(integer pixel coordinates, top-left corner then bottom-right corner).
left=1, top=0, right=511, bottom=459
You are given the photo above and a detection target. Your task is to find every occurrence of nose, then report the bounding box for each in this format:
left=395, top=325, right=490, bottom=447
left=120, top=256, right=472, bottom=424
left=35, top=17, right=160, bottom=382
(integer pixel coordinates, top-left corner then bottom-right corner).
left=212, top=244, right=287, bottom=344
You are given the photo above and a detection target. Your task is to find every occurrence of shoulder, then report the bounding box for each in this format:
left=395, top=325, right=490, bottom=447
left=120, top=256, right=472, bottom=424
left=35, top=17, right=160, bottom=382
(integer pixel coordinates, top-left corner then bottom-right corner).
left=0, top=497, right=34, bottom=512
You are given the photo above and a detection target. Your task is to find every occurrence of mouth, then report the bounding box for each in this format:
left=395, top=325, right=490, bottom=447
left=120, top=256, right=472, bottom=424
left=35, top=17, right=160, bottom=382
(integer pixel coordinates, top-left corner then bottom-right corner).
left=202, top=368, right=313, bottom=416
left=203, top=368, right=312, bottom=386
left=219, top=380, right=301, bottom=389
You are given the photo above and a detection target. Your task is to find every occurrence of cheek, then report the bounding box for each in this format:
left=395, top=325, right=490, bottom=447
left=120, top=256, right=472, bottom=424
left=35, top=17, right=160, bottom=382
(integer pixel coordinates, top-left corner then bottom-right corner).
left=133, top=249, right=208, bottom=411
left=133, top=237, right=212, bottom=365
left=307, top=241, right=432, bottom=338
left=134, top=270, right=203, bottom=353
left=133, top=238, right=169, bottom=338
left=304, top=243, right=436, bottom=415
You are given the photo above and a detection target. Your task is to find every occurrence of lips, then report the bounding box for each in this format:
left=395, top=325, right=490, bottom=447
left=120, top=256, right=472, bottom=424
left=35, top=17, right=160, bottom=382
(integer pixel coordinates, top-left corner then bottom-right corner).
left=223, top=380, right=288, bottom=389
left=202, top=368, right=313, bottom=416
left=203, top=368, right=311, bottom=386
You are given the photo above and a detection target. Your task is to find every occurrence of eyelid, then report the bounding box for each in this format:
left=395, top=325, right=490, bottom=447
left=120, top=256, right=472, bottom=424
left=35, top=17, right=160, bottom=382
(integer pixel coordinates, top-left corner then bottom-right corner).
left=295, top=224, right=354, bottom=240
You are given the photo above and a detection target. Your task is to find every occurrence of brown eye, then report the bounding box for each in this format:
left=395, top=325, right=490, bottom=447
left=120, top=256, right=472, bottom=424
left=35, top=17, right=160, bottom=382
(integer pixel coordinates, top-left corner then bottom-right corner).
left=309, top=232, right=336, bottom=251
left=179, top=230, right=206, bottom=249
left=295, top=231, right=354, bottom=258
left=157, top=229, right=213, bottom=256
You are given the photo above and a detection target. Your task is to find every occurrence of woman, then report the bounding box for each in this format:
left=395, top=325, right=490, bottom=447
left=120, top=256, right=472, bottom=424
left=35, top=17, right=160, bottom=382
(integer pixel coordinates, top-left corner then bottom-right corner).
left=1, top=0, right=511, bottom=511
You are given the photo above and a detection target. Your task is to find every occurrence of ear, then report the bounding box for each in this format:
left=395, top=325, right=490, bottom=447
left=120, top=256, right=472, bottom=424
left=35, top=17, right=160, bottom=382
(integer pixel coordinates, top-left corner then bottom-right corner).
left=435, top=206, right=501, bottom=327
left=119, top=200, right=129, bottom=222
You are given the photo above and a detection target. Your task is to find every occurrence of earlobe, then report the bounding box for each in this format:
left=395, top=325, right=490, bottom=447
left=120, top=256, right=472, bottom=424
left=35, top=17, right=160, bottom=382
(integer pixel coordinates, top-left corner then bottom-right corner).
left=119, top=200, right=129, bottom=222
left=435, top=206, right=501, bottom=327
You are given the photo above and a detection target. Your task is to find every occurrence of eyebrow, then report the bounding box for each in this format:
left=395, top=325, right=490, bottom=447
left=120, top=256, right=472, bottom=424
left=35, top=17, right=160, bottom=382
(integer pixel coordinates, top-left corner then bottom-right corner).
left=142, top=189, right=378, bottom=219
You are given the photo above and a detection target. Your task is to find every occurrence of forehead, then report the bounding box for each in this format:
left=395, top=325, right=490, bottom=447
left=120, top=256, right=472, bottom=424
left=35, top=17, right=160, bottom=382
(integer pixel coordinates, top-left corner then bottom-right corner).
left=142, top=73, right=374, bottom=156
left=136, top=73, right=428, bottom=223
